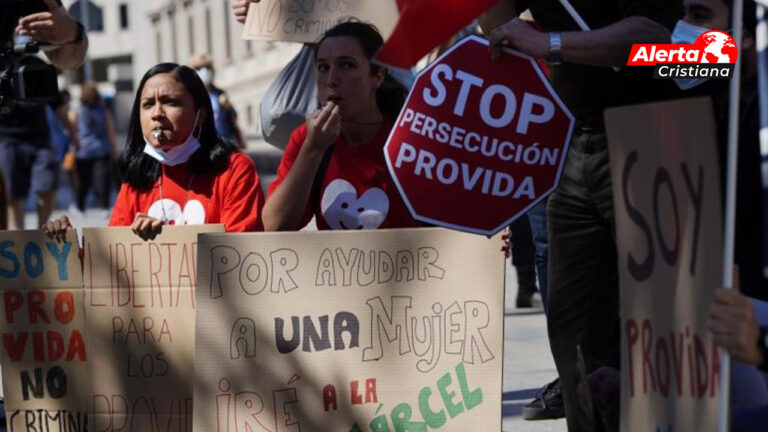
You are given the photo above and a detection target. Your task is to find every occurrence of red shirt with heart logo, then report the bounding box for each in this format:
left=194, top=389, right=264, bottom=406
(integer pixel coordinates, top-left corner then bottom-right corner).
left=269, top=120, right=422, bottom=230
left=110, top=152, right=264, bottom=232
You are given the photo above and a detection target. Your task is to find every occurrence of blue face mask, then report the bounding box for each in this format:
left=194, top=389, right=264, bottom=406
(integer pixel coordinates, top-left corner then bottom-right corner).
left=670, top=20, right=711, bottom=90
left=143, top=110, right=202, bottom=166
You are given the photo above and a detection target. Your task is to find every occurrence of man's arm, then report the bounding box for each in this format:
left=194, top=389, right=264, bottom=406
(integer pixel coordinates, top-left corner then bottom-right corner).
left=490, top=15, right=670, bottom=67
left=477, top=0, right=518, bottom=35
left=43, top=33, right=88, bottom=70
left=15, top=0, right=88, bottom=69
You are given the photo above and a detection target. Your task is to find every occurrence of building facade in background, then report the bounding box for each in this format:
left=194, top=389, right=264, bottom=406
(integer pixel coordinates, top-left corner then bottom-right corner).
left=62, top=0, right=300, bottom=148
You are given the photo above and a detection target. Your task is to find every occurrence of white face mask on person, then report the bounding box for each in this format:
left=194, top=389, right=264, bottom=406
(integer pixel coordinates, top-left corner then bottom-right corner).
left=196, top=67, right=214, bottom=86
left=670, top=20, right=712, bottom=90
left=143, top=110, right=202, bottom=166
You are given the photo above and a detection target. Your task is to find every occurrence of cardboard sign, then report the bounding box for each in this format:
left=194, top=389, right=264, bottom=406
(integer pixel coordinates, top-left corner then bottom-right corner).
left=194, top=228, right=504, bottom=431
left=242, top=0, right=399, bottom=43
left=384, top=35, right=574, bottom=236
left=83, top=225, right=223, bottom=432
left=606, top=99, right=722, bottom=432
left=0, top=229, right=88, bottom=431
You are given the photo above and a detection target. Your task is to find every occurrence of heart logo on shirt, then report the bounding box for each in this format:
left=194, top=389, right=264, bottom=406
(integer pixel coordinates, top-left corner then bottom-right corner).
left=147, top=199, right=206, bottom=225
left=321, top=179, right=389, bottom=230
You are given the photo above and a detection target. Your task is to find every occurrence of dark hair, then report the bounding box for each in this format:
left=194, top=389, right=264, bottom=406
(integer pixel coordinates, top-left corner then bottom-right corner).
left=117, top=63, right=235, bottom=190
left=315, top=21, right=408, bottom=119
left=80, top=82, right=102, bottom=107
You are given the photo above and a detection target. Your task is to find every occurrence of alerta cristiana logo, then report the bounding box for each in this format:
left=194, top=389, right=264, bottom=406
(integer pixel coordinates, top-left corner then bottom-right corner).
left=627, top=30, right=738, bottom=80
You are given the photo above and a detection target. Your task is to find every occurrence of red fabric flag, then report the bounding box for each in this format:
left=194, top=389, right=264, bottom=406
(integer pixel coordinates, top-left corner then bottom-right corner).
left=374, top=0, right=500, bottom=68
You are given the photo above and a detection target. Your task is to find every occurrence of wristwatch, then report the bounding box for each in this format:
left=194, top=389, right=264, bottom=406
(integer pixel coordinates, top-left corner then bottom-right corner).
left=68, top=21, right=86, bottom=44
left=547, top=32, right=563, bottom=65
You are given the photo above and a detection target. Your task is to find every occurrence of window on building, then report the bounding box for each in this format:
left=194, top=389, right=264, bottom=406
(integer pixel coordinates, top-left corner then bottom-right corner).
left=188, top=15, right=195, bottom=57
left=205, top=8, right=212, bottom=54
left=151, top=13, right=162, bottom=62
left=119, top=4, right=129, bottom=30
left=247, top=104, right=254, bottom=127
left=68, top=0, right=104, bottom=32
left=156, top=29, right=163, bottom=63
left=223, top=1, right=232, bottom=61
left=169, top=9, right=178, bottom=62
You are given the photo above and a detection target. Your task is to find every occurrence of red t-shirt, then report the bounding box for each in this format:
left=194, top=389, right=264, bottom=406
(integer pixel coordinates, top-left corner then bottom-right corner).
left=110, top=152, right=264, bottom=232
left=268, top=120, right=421, bottom=230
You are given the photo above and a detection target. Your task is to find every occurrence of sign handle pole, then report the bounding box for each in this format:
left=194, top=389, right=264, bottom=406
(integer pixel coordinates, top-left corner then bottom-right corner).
left=556, top=0, right=620, bottom=72
left=719, top=1, right=744, bottom=431
left=757, top=4, right=768, bottom=280
left=556, top=0, right=590, bottom=31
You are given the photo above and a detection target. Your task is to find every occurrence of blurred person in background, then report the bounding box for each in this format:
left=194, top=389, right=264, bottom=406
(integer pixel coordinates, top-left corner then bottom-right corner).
left=71, top=82, right=117, bottom=218
left=188, top=54, right=246, bottom=149
left=508, top=215, right=541, bottom=308
left=45, top=89, right=79, bottom=211
left=46, top=90, right=76, bottom=164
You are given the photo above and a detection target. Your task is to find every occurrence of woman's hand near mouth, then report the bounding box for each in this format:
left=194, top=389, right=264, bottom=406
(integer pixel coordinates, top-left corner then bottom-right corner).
left=305, top=102, right=341, bottom=154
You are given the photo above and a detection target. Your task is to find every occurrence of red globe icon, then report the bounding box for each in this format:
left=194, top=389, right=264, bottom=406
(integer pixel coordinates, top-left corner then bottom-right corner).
left=695, top=30, right=738, bottom=64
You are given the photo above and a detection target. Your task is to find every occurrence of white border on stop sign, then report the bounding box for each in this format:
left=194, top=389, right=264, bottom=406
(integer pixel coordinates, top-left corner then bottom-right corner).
left=382, top=34, right=575, bottom=236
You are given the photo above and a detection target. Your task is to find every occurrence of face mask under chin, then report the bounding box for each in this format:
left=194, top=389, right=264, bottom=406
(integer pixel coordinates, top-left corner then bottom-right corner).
left=143, top=110, right=202, bottom=166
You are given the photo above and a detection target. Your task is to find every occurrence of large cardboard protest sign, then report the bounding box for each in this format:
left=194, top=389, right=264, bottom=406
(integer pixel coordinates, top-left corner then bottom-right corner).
left=0, top=230, right=88, bottom=431
left=384, top=35, right=574, bottom=236
left=606, top=99, right=722, bottom=432
left=83, top=225, right=223, bottom=431
left=194, top=228, right=504, bottom=431
left=242, top=0, right=398, bottom=43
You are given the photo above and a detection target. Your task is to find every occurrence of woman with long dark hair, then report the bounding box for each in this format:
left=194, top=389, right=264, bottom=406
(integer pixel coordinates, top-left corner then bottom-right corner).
left=263, top=21, right=420, bottom=231
left=44, top=63, right=264, bottom=239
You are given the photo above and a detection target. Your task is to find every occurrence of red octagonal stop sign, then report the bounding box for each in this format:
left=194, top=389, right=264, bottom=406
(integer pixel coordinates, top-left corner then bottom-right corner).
left=384, top=35, right=574, bottom=235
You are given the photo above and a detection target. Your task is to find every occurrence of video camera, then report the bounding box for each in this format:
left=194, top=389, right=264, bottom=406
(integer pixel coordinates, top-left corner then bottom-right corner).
left=0, top=0, right=60, bottom=117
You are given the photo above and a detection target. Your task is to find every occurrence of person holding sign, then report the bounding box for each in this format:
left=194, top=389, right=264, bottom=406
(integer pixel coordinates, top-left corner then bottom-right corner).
left=263, top=21, right=422, bottom=231
left=231, top=0, right=252, bottom=24
left=709, top=276, right=768, bottom=431
left=44, top=63, right=265, bottom=239
left=487, top=1, right=682, bottom=430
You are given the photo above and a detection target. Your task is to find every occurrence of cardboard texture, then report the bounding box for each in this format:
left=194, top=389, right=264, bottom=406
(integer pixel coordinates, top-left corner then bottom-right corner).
left=242, top=0, right=398, bottom=43
left=606, top=99, right=722, bottom=432
left=83, top=225, right=223, bottom=432
left=0, top=229, right=88, bottom=431
left=193, top=228, right=504, bottom=431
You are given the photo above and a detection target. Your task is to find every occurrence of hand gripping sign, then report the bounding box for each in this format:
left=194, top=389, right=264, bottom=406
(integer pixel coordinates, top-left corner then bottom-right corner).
left=384, top=35, right=574, bottom=235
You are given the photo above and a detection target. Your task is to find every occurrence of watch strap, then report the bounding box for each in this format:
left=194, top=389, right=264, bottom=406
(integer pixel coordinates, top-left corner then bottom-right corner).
left=548, top=32, right=562, bottom=65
